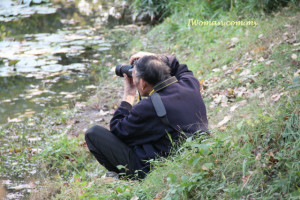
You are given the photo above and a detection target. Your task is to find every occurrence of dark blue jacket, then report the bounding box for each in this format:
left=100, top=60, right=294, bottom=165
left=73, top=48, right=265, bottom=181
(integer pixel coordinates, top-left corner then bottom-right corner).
left=110, top=56, right=208, bottom=173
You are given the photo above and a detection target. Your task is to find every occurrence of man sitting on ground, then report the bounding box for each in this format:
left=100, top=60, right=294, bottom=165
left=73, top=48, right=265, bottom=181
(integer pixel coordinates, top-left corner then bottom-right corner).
left=85, top=52, right=208, bottom=179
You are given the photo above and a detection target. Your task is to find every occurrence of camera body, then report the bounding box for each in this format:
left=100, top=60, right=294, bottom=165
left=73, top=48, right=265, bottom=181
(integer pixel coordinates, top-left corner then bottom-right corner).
left=115, top=64, right=133, bottom=77
left=115, top=59, right=138, bottom=78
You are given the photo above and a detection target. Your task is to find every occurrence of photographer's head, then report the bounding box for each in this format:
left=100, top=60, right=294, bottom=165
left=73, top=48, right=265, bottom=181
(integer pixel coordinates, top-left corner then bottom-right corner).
left=133, top=55, right=170, bottom=96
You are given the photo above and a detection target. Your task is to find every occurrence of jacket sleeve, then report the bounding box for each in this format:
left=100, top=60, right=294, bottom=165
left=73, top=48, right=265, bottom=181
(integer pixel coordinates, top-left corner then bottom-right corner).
left=164, top=56, right=200, bottom=89
left=163, top=56, right=192, bottom=79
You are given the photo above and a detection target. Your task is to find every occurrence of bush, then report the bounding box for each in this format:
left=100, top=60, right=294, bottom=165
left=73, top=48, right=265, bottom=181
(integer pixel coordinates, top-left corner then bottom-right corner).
left=131, top=0, right=171, bottom=23
left=130, top=0, right=298, bottom=23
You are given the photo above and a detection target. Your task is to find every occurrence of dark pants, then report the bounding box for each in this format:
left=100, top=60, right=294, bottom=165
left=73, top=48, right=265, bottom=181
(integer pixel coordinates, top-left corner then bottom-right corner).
left=85, top=125, right=138, bottom=176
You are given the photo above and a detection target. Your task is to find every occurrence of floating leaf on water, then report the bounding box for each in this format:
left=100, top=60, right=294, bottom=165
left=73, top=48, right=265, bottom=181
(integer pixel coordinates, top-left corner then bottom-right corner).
left=85, top=85, right=97, bottom=89
left=21, top=110, right=36, bottom=118
left=37, top=7, right=56, bottom=14
left=64, top=34, right=87, bottom=41
left=98, top=47, right=110, bottom=51
left=8, top=60, right=19, bottom=66
left=65, top=94, right=75, bottom=99
left=69, top=40, right=86, bottom=46
left=60, top=92, right=69, bottom=95
left=24, top=49, right=49, bottom=55
left=26, top=89, right=50, bottom=96
left=2, top=99, right=11, bottom=103
left=41, top=64, right=63, bottom=72
left=32, top=0, right=42, bottom=3
left=65, top=63, right=85, bottom=70
left=52, top=47, right=70, bottom=54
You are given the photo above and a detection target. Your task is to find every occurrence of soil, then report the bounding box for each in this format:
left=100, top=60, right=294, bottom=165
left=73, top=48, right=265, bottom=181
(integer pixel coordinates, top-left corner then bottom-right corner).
left=66, top=78, right=124, bottom=137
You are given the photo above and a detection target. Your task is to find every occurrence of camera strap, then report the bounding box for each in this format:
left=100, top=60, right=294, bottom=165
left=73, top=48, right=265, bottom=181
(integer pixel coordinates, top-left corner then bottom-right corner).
left=150, top=76, right=180, bottom=133
left=149, top=76, right=178, bottom=96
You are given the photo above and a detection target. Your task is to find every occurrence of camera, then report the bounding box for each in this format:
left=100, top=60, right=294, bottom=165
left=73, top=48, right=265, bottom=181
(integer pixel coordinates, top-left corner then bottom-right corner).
left=115, top=59, right=138, bottom=78
left=115, top=64, right=133, bottom=77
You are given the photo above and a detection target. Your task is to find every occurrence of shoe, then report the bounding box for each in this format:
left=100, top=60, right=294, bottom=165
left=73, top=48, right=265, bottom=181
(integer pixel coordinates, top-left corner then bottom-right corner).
left=101, top=171, right=119, bottom=179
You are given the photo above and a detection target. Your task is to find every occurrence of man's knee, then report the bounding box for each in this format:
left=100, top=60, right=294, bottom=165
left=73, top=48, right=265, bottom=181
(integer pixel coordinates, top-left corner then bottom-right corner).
left=85, top=125, right=109, bottom=141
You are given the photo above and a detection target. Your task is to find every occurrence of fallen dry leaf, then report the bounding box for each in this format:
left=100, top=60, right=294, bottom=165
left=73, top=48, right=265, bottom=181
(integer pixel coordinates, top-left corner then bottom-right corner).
left=201, top=165, right=209, bottom=171
left=235, top=68, right=241, bottom=73
left=95, top=118, right=104, bottom=122
left=99, top=110, right=109, bottom=116
left=212, top=68, right=221, bottom=72
left=271, top=93, right=284, bottom=102
left=219, top=125, right=227, bottom=131
left=242, top=175, right=251, bottom=185
left=240, top=69, right=251, bottom=76
left=253, top=46, right=265, bottom=52
left=265, top=60, right=274, bottom=65
left=7, top=117, right=23, bottom=123
left=131, top=196, right=139, bottom=200
left=255, top=153, right=261, bottom=160
left=291, top=54, right=297, bottom=60
left=230, top=104, right=239, bottom=112
left=11, top=183, right=34, bottom=191
left=217, top=116, right=232, bottom=127
left=265, top=152, right=275, bottom=157
left=258, top=57, right=265, bottom=62
left=153, top=191, right=164, bottom=200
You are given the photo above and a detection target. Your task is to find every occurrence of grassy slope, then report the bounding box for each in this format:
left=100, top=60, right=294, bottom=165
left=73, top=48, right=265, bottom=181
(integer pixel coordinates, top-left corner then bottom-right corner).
left=25, top=6, right=300, bottom=200
left=125, top=7, right=300, bottom=200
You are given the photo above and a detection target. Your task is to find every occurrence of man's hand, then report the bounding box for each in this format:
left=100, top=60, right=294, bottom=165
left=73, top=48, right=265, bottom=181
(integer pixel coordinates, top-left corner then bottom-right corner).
left=122, top=74, right=136, bottom=105
left=129, top=52, right=156, bottom=64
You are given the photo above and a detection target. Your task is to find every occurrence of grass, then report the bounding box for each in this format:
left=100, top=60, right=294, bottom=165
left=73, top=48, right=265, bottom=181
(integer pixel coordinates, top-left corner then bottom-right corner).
left=1, top=3, right=299, bottom=200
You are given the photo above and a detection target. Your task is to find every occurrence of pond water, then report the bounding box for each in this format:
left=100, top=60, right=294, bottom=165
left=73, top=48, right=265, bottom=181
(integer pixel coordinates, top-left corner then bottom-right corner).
left=0, top=0, right=142, bottom=199
left=0, top=0, right=133, bottom=124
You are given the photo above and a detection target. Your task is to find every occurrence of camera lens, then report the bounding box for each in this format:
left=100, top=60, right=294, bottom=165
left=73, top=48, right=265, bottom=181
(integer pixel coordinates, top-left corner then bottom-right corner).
left=115, top=65, right=133, bottom=77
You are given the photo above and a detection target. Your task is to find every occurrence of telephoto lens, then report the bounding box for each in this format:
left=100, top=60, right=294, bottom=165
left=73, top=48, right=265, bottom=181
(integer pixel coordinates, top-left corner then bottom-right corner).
left=115, top=64, right=133, bottom=77
left=115, top=58, right=138, bottom=78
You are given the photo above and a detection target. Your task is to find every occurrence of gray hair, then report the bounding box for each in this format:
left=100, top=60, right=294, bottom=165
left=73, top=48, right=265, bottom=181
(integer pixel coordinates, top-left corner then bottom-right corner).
left=134, top=55, right=171, bottom=86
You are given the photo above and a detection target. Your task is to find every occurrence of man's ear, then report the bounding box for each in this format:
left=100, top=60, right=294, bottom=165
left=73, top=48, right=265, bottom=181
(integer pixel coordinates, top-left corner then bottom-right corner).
left=140, top=79, right=147, bottom=90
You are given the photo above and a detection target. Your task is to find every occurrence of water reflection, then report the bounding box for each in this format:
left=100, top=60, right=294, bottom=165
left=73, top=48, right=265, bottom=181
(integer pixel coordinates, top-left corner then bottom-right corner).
left=0, top=0, right=132, bottom=124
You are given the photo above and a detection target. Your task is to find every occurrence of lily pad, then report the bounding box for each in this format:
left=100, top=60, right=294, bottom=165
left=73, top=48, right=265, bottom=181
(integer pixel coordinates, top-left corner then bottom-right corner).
left=41, top=64, right=63, bottom=72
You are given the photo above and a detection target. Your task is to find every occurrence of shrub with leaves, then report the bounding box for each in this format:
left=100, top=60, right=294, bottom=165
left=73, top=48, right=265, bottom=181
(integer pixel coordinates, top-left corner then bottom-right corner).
left=130, top=0, right=171, bottom=22
left=130, top=0, right=298, bottom=23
